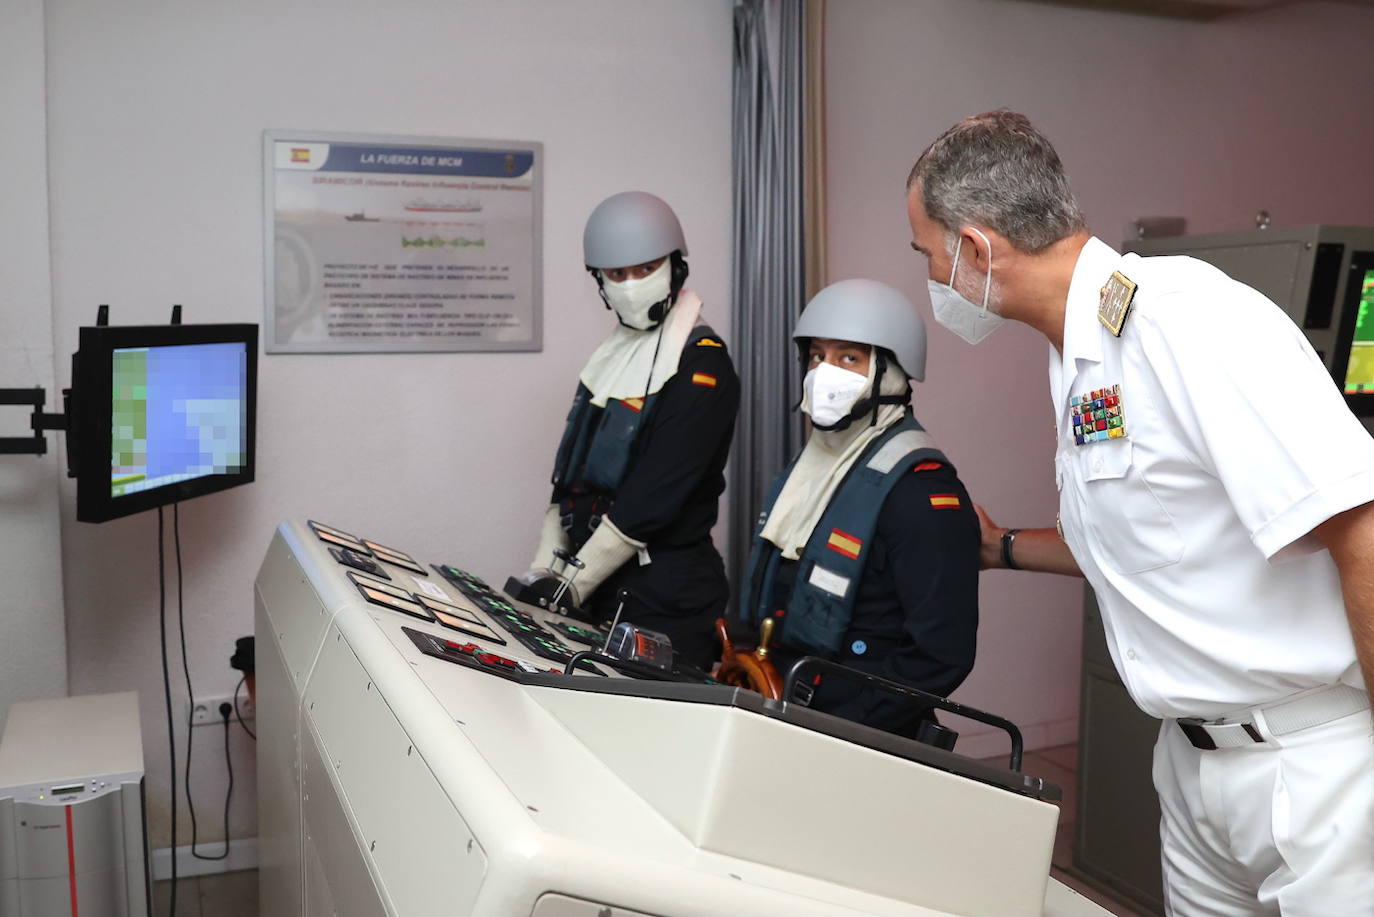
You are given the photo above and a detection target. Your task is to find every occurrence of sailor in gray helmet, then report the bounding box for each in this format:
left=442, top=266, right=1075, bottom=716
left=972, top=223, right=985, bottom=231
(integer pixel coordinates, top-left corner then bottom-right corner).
left=740, top=279, right=979, bottom=735
left=521, top=191, right=739, bottom=670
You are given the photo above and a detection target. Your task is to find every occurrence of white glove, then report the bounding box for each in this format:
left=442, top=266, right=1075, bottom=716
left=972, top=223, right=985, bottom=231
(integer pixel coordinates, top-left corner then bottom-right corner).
left=569, top=516, right=642, bottom=601
left=529, top=503, right=570, bottom=571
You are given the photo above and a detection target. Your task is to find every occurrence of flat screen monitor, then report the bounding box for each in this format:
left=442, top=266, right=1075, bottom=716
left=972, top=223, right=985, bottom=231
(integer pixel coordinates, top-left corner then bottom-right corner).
left=70, top=323, right=258, bottom=522
left=1334, top=252, right=1374, bottom=416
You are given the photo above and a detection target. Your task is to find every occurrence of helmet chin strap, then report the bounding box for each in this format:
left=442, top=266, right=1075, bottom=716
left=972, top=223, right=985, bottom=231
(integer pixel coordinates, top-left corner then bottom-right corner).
left=589, top=265, right=610, bottom=310
left=808, top=351, right=910, bottom=433
left=588, top=251, right=688, bottom=331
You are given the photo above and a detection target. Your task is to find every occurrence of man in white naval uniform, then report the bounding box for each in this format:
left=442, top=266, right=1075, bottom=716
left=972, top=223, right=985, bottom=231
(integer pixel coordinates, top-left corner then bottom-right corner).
left=905, top=109, right=1374, bottom=916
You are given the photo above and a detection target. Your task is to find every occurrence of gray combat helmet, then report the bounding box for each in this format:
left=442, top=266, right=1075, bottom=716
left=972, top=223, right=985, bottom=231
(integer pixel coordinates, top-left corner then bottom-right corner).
left=793, top=279, right=927, bottom=381
left=583, top=191, right=688, bottom=269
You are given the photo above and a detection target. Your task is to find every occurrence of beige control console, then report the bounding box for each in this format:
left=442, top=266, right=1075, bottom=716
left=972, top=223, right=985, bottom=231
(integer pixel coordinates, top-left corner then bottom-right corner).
left=256, top=519, right=1112, bottom=917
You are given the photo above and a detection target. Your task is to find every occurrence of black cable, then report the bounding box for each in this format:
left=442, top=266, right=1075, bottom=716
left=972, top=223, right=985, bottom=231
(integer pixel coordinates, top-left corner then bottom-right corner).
left=233, top=675, right=256, bottom=740
left=190, top=707, right=234, bottom=862
left=175, top=503, right=228, bottom=861
left=157, top=506, right=177, bottom=917
left=641, top=318, right=667, bottom=405
left=174, top=505, right=202, bottom=859
left=219, top=706, right=234, bottom=860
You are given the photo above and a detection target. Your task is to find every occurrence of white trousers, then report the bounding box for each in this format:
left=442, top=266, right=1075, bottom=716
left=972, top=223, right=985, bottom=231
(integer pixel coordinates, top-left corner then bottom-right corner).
left=1153, top=706, right=1374, bottom=915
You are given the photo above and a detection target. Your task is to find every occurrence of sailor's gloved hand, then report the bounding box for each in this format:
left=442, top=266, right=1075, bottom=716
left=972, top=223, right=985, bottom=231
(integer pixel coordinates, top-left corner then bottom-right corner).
left=512, top=567, right=583, bottom=613
left=565, top=516, right=642, bottom=602
left=529, top=503, right=571, bottom=571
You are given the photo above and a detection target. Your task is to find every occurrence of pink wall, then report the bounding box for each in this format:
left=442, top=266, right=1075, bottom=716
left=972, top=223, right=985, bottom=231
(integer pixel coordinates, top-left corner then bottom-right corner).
left=41, top=0, right=733, bottom=852
left=825, top=0, right=1374, bottom=754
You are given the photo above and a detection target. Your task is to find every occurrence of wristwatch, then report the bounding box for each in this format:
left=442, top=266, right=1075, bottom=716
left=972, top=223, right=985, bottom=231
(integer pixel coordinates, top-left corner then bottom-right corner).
left=1000, top=528, right=1022, bottom=571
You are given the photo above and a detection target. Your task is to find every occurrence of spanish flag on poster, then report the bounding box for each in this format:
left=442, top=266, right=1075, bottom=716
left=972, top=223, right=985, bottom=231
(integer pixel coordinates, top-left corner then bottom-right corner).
left=291, top=147, right=311, bottom=163
left=827, top=528, right=862, bottom=559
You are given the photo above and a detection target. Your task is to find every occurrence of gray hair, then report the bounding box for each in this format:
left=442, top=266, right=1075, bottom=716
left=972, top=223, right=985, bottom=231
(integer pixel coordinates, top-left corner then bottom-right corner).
left=907, top=110, right=1085, bottom=253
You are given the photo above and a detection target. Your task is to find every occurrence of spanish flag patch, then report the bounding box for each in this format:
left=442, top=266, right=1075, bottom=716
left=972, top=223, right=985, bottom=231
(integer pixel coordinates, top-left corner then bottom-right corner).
left=929, top=494, right=962, bottom=509
left=621, top=397, right=644, bottom=413
left=696, top=337, right=724, bottom=348
left=827, top=528, right=862, bottom=559
left=913, top=461, right=943, bottom=472
left=691, top=373, right=718, bottom=388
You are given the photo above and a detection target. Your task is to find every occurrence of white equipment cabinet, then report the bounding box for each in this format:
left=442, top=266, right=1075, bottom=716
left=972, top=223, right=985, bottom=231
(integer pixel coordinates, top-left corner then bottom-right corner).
left=256, top=520, right=1111, bottom=917
left=0, top=692, right=151, bottom=917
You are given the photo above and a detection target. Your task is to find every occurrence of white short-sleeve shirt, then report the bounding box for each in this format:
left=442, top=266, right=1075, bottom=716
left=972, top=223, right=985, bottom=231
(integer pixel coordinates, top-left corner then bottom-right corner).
left=1051, top=237, right=1374, bottom=719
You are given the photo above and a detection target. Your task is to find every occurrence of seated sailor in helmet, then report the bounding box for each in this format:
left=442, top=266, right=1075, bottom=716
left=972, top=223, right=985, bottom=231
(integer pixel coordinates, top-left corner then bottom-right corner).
left=523, top=191, right=739, bottom=670
left=741, top=279, right=979, bottom=735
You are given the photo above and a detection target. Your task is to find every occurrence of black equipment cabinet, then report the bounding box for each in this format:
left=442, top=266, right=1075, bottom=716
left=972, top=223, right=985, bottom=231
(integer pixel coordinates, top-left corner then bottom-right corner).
left=1074, top=586, right=1165, bottom=915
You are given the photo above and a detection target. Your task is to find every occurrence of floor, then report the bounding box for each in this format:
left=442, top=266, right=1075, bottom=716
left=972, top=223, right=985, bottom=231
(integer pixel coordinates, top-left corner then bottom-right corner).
left=158, top=742, right=1155, bottom=916
left=152, top=869, right=257, bottom=917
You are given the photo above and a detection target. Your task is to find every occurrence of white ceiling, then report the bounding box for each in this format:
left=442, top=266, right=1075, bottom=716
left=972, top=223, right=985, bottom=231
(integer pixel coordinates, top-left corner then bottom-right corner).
left=1011, top=0, right=1374, bottom=20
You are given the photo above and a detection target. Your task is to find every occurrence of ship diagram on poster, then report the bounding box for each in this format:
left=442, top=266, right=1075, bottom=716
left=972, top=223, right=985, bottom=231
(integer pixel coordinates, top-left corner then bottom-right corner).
left=264, top=131, right=543, bottom=353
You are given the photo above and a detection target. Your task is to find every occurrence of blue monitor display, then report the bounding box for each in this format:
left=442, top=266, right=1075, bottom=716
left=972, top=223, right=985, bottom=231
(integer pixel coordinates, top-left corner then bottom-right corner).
left=111, top=343, right=249, bottom=498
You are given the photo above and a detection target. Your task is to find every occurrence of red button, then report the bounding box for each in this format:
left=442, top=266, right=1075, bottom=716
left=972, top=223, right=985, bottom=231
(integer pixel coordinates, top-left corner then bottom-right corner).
left=476, top=652, right=515, bottom=667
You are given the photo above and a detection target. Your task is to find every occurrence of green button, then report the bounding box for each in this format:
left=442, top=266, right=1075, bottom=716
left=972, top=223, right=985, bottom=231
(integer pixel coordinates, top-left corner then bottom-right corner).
left=1108, top=416, right=1123, bottom=428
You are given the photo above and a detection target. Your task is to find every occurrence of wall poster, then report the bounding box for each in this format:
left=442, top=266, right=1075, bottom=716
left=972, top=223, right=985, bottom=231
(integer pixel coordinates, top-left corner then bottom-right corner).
left=264, top=130, right=542, bottom=353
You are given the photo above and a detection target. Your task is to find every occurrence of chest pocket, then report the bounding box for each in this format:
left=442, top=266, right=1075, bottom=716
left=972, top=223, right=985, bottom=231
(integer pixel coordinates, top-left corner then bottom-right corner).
left=1080, top=438, right=1183, bottom=574
left=581, top=397, right=647, bottom=493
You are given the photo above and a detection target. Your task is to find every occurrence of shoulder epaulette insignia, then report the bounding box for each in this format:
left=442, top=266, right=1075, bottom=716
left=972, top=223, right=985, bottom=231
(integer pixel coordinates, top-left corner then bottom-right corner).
left=912, top=461, right=943, bottom=472
left=690, top=372, right=718, bottom=388
left=1098, top=270, right=1137, bottom=337
left=695, top=336, right=724, bottom=348
left=929, top=494, right=962, bottom=509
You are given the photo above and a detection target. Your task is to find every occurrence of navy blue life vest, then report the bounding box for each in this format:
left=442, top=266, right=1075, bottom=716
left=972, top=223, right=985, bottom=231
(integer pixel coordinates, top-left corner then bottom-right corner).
left=551, top=324, right=719, bottom=498
left=742, top=415, right=948, bottom=655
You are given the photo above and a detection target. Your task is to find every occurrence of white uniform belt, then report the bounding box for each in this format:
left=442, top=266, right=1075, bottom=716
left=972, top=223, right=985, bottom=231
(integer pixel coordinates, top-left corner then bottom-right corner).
left=1179, top=683, right=1369, bottom=750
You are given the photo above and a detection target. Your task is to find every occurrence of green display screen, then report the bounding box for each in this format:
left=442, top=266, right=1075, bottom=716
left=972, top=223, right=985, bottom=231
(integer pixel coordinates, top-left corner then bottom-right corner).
left=1343, top=269, right=1374, bottom=394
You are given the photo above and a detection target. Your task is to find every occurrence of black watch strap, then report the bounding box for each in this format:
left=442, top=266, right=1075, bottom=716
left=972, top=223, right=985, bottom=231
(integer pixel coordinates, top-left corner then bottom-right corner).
left=1000, top=528, right=1022, bottom=571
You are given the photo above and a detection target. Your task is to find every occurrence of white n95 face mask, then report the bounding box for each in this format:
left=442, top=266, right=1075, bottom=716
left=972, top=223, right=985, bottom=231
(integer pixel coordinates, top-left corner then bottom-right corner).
left=601, top=258, right=673, bottom=330
left=928, top=226, right=1003, bottom=345
left=803, top=361, right=870, bottom=428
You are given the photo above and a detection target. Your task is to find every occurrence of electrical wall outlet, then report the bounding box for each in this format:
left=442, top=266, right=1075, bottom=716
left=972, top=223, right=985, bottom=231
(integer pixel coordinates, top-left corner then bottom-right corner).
left=188, top=692, right=255, bottom=727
